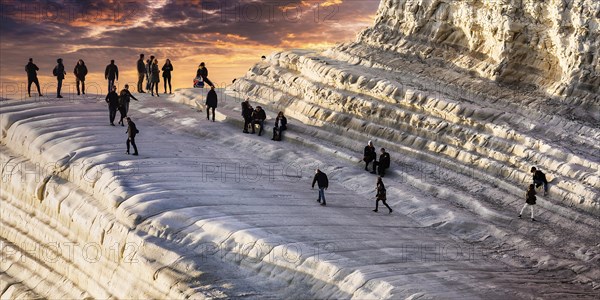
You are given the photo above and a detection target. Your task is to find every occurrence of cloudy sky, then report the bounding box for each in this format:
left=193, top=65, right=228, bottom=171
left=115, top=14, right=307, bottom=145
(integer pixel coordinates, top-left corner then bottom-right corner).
left=0, top=0, right=380, bottom=96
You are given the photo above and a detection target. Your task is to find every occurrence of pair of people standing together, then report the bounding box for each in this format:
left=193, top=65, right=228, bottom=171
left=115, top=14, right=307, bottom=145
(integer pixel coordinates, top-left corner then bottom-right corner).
left=137, top=54, right=174, bottom=95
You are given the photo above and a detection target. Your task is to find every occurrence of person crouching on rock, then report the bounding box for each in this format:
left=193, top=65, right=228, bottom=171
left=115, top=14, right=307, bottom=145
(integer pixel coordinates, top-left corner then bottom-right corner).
left=530, top=166, right=548, bottom=196
left=519, top=184, right=536, bottom=221
left=272, top=111, right=287, bottom=141
left=126, top=117, right=139, bottom=156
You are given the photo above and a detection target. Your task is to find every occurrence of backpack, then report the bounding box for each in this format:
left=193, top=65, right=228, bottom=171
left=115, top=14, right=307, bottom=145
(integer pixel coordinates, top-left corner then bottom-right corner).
left=52, top=66, right=58, bottom=76
left=193, top=76, right=204, bottom=88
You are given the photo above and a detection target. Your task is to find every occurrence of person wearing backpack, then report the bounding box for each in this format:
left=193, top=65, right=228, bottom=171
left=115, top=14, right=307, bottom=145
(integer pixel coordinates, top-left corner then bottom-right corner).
left=104, top=59, right=119, bottom=93
left=73, top=59, right=88, bottom=95
left=117, top=85, right=138, bottom=125
left=519, top=184, right=537, bottom=221
left=530, top=167, right=548, bottom=195
left=25, top=58, right=42, bottom=97
left=312, top=168, right=329, bottom=206
left=373, top=177, right=392, bottom=213
left=125, top=117, right=139, bottom=156
left=105, top=85, right=119, bottom=126
left=53, top=58, right=66, bottom=98
left=363, top=140, right=376, bottom=172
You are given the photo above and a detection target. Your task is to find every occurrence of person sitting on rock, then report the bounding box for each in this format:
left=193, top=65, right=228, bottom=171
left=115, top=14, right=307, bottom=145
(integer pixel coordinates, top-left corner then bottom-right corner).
left=272, top=111, right=287, bottom=141
left=251, top=106, right=266, bottom=136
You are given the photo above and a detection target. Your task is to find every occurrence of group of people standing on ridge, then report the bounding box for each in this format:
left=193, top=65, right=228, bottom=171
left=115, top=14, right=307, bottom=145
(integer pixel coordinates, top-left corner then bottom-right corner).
left=136, top=54, right=175, bottom=96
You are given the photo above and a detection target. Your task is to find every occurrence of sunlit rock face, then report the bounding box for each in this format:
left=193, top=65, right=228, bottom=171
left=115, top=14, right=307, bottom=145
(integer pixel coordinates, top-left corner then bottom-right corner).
left=359, top=0, right=599, bottom=103
left=230, top=0, right=600, bottom=213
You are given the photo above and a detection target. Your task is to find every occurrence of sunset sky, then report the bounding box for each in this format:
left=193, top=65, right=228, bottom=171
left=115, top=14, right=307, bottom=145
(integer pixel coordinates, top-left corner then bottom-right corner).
left=0, top=0, right=380, bottom=96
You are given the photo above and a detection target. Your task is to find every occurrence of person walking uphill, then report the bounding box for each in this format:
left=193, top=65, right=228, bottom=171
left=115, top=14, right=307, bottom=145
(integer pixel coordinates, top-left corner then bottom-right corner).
left=105, top=85, right=119, bottom=126
left=363, top=141, right=376, bottom=172
left=118, top=84, right=138, bottom=125
left=150, top=59, right=160, bottom=96
left=530, top=167, right=548, bottom=196
left=125, top=117, right=139, bottom=156
left=137, top=54, right=146, bottom=93
left=373, top=177, right=392, bottom=213
left=53, top=58, right=66, bottom=98
left=312, top=169, right=329, bottom=206
left=105, top=60, right=119, bottom=93
left=162, top=59, right=174, bottom=94
left=25, top=58, right=42, bottom=97
left=205, top=86, right=218, bottom=121
left=519, top=184, right=537, bottom=221
left=73, top=59, right=88, bottom=95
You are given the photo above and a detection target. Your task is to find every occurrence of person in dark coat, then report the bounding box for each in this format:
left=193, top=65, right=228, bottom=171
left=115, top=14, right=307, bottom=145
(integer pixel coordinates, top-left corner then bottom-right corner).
left=363, top=140, right=376, bottom=172
left=145, top=57, right=153, bottom=91
left=125, top=117, right=139, bottom=156
left=519, top=184, right=537, bottom=221
left=373, top=177, right=392, bottom=213
left=196, top=62, right=214, bottom=88
left=272, top=111, right=287, bottom=141
left=162, top=59, right=173, bottom=94
left=25, top=58, right=42, bottom=97
left=53, top=58, right=66, bottom=98
left=105, top=60, right=119, bottom=93
left=251, top=106, right=266, bottom=136
left=312, top=168, right=329, bottom=206
left=530, top=167, right=548, bottom=195
left=372, top=148, right=391, bottom=177
left=105, top=85, right=119, bottom=126
left=118, top=84, right=138, bottom=125
left=241, top=100, right=253, bottom=133
left=137, top=53, right=146, bottom=93
left=205, top=86, right=218, bottom=121
left=150, top=59, right=160, bottom=96
left=73, top=59, right=88, bottom=95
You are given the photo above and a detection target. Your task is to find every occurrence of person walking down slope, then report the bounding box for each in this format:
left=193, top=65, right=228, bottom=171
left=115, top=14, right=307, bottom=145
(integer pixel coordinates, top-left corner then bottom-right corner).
left=196, top=62, right=215, bottom=88
left=105, top=85, right=119, bottom=126
left=519, top=184, right=537, bottom=221
left=105, top=60, right=119, bottom=93
left=373, top=177, right=392, bottom=213
left=53, top=58, right=66, bottom=98
left=150, top=59, right=160, bottom=96
left=241, top=100, right=253, bottom=133
left=73, top=59, right=88, bottom=95
left=363, top=140, right=376, bottom=172
left=137, top=53, right=146, bottom=93
left=162, top=59, right=173, bottom=94
left=272, top=111, right=287, bottom=141
left=125, top=117, right=139, bottom=156
left=205, top=86, right=218, bottom=121
left=25, top=58, right=42, bottom=97
left=119, top=84, right=138, bottom=126
left=530, top=167, right=548, bottom=196
left=312, top=169, right=329, bottom=206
